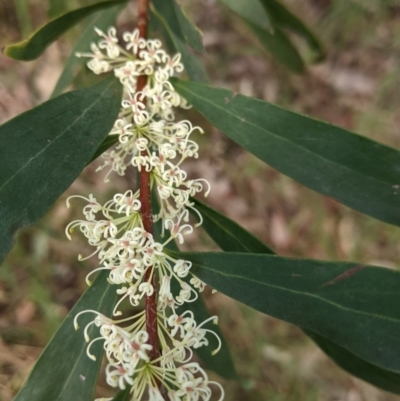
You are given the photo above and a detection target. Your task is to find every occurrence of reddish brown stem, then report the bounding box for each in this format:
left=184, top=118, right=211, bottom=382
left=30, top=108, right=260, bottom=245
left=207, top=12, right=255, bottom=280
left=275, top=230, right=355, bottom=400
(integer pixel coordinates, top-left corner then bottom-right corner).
left=136, top=0, right=160, bottom=363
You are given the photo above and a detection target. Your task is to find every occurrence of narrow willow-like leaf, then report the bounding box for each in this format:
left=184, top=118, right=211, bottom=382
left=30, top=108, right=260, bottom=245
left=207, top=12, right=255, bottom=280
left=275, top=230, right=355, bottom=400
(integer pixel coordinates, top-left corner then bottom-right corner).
left=247, top=21, right=305, bottom=73
left=150, top=6, right=208, bottom=83
left=51, top=4, right=125, bottom=97
left=4, top=0, right=127, bottom=61
left=14, top=271, right=117, bottom=401
left=48, top=0, right=68, bottom=18
left=172, top=79, right=400, bottom=227
left=151, top=0, right=204, bottom=53
left=167, top=251, right=400, bottom=375
left=111, top=387, right=132, bottom=401
left=218, top=0, right=271, bottom=30
left=193, top=198, right=400, bottom=393
left=191, top=197, right=273, bottom=254
left=305, top=330, right=400, bottom=394
left=0, top=76, right=122, bottom=265
left=260, top=0, right=325, bottom=62
left=89, top=135, right=119, bottom=163
left=220, top=0, right=307, bottom=72
left=218, top=0, right=304, bottom=73
left=152, top=203, right=237, bottom=380
left=15, top=0, right=32, bottom=38
left=170, top=34, right=208, bottom=83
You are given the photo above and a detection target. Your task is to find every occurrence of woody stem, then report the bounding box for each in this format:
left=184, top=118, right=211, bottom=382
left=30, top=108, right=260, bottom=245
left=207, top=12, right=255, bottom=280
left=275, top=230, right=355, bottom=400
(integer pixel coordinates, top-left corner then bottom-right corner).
left=136, top=0, right=160, bottom=364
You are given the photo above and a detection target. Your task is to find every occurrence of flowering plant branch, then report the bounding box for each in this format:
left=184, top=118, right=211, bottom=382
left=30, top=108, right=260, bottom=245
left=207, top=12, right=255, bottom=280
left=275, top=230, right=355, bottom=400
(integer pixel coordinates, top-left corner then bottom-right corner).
left=3, top=1, right=400, bottom=400
left=67, top=10, right=223, bottom=400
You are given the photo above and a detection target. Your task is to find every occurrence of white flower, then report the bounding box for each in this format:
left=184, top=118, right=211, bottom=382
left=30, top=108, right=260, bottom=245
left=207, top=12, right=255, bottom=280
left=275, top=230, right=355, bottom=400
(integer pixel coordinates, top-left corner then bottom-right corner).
left=106, top=363, right=135, bottom=389
left=121, top=330, right=152, bottom=363
left=95, top=27, right=120, bottom=58
left=173, top=259, right=192, bottom=277
left=123, top=29, right=146, bottom=53
left=165, top=210, right=193, bottom=245
left=190, top=276, right=206, bottom=292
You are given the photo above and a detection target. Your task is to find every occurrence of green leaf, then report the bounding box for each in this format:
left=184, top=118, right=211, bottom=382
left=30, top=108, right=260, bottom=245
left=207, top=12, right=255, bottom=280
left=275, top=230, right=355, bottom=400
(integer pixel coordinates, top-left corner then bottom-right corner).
left=51, top=4, right=125, bottom=97
left=193, top=198, right=400, bottom=393
left=15, top=0, right=32, bottom=38
left=218, top=0, right=304, bottom=73
left=152, top=203, right=237, bottom=380
left=14, top=271, right=117, bottom=401
left=168, top=251, right=400, bottom=375
left=260, top=0, right=325, bottom=62
left=171, top=34, right=208, bottom=83
left=48, top=0, right=69, bottom=18
left=246, top=22, right=305, bottom=73
left=191, top=197, right=273, bottom=254
left=172, top=79, right=400, bottom=228
left=218, top=0, right=272, bottom=30
left=150, top=6, right=208, bottom=83
left=0, top=76, right=122, bottom=265
left=111, top=387, right=132, bottom=401
left=4, top=0, right=127, bottom=61
left=89, top=135, right=119, bottom=163
left=305, top=330, right=400, bottom=394
left=151, top=0, right=204, bottom=53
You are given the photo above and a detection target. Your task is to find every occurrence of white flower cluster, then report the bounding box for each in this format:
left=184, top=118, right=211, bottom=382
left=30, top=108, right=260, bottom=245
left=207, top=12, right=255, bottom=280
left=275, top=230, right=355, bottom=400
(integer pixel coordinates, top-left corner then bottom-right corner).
left=68, top=27, right=224, bottom=401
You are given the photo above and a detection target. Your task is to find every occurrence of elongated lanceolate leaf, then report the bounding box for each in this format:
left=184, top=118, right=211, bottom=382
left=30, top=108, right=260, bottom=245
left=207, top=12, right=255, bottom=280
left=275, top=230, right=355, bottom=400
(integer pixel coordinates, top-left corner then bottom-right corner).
left=167, top=251, right=400, bottom=375
left=15, top=0, right=32, bottom=38
left=193, top=198, right=400, bottom=393
left=220, top=0, right=305, bottom=74
left=172, top=79, right=400, bottom=227
left=191, top=198, right=273, bottom=254
left=151, top=0, right=204, bottom=53
left=218, top=0, right=271, bottom=31
left=247, top=22, right=305, bottom=73
left=111, top=387, right=132, bottom=401
left=305, top=330, right=400, bottom=394
left=218, top=0, right=304, bottom=73
left=48, top=0, right=68, bottom=18
left=219, top=0, right=320, bottom=70
left=14, top=271, right=117, bottom=401
left=0, top=76, right=121, bottom=265
left=51, top=4, right=125, bottom=97
left=260, top=0, right=325, bottom=62
left=90, top=135, right=119, bottom=163
left=4, top=0, right=127, bottom=61
left=169, top=34, right=208, bottom=83
left=152, top=206, right=237, bottom=380
left=150, top=6, right=208, bottom=83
